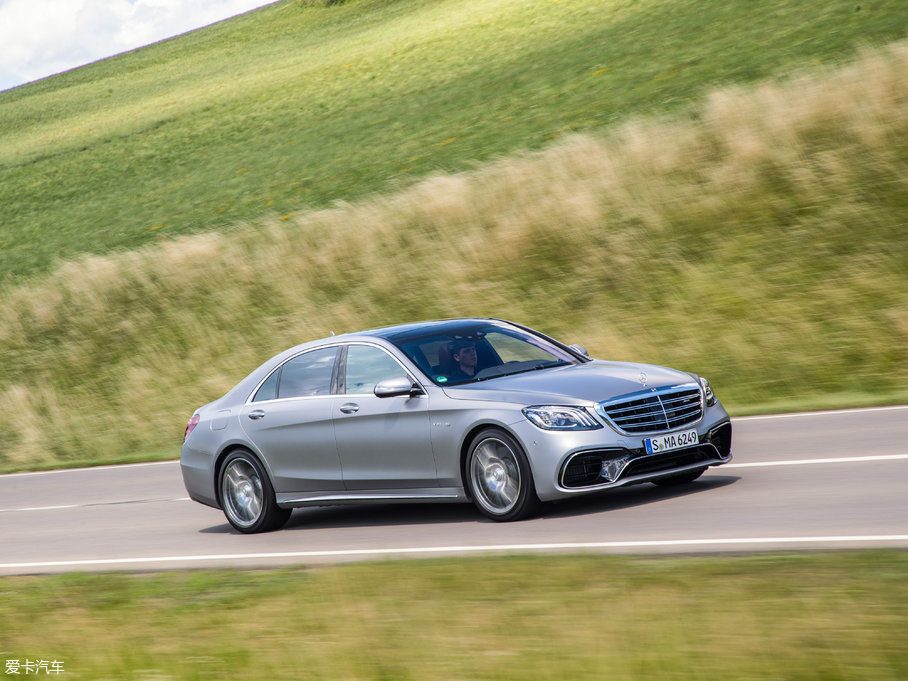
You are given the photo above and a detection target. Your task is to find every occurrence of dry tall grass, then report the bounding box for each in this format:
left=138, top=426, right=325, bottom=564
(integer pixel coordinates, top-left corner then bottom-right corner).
left=1, top=43, right=906, bottom=469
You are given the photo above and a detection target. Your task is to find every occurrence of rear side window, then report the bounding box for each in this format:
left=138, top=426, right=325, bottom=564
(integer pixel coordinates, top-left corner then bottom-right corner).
left=252, top=369, right=280, bottom=402
left=280, top=347, right=338, bottom=398
left=257, top=347, right=338, bottom=400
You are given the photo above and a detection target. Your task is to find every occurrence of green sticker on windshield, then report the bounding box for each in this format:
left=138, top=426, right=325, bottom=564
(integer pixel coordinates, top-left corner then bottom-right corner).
left=437, top=376, right=448, bottom=383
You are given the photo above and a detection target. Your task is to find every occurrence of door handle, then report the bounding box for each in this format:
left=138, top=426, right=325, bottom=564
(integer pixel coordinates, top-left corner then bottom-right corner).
left=339, top=403, right=360, bottom=414
left=247, top=410, right=266, bottom=420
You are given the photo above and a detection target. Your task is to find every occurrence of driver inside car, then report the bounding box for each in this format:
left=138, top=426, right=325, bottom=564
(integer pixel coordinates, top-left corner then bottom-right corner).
left=449, top=340, right=479, bottom=379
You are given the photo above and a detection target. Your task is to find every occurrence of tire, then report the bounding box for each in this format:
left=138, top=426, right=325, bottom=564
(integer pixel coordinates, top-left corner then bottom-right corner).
left=652, top=466, right=706, bottom=486
left=465, top=428, right=539, bottom=521
left=219, top=449, right=292, bottom=533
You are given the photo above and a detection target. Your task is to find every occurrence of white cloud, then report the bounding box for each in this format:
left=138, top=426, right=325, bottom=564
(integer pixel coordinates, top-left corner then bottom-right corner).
left=0, top=0, right=277, bottom=91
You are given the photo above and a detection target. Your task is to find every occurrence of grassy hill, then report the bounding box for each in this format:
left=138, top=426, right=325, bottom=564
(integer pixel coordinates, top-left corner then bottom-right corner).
left=0, top=0, right=905, bottom=470
left=1, top=0, right=904, bottom=283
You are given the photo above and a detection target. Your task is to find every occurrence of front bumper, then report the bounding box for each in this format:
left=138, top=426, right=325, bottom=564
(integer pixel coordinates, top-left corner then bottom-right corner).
left=511, top=405, right=732, bottom=502
left=558, top=420, right=732, bottom=491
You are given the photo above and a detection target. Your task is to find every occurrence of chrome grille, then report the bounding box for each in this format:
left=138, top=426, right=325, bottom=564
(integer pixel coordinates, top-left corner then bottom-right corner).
left=597, top=385, right=703, bottom=434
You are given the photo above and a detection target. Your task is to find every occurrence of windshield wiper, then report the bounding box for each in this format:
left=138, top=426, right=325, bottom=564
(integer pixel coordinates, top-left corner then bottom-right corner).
left=530, top=360, right=569, bottom=371
left=472, top=369, right=511, bottom=383
left=472, top=360, right=570, bottom=382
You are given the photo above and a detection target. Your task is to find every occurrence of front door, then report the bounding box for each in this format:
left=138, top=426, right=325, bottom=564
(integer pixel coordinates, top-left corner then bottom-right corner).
left=332, top=344, right=436, bottom=490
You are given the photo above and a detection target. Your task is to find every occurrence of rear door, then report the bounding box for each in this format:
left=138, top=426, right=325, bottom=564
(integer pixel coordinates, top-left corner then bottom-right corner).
left=240, top=346, right=343, bottom=493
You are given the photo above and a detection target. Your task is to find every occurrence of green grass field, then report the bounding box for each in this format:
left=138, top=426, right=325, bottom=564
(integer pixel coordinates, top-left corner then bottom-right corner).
left=0, top=0, right=906, bottom=470
left=1, top=0, right=904, bottom=282
left=1, top=552, right=906, bottom=680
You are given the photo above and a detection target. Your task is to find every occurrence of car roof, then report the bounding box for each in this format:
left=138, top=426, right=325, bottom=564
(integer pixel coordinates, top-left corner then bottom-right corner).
left=354, top=317, right=506, bottom=340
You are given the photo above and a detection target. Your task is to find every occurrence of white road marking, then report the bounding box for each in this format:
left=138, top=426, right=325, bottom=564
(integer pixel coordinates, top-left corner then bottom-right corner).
left=724, top=454, right=908, bottom=469
left=2, top=535, right=907, bottom=571
left=733, top=405, right=908, bottom=421
left=0, top=504, right=79, bottom=513
left=0, top=498, right=190, bottom=513
left=1, top=459, right=178, bottom=479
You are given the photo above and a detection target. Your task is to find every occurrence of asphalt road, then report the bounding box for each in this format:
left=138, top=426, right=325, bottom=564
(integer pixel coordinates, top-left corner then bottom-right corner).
left=1, top=406, right=906, bottom=575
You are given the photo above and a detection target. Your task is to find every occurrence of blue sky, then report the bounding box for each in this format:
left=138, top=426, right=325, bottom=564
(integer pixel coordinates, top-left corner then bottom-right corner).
left=0, top=0, right=277, bottom=91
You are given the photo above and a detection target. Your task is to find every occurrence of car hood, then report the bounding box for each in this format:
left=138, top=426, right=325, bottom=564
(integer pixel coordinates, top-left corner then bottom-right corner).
left=441, top=360, right=697, bottom=405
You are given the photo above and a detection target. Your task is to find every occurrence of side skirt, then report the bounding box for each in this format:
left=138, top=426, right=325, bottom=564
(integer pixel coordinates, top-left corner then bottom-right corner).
left=276, top=487, right=468, bottom=508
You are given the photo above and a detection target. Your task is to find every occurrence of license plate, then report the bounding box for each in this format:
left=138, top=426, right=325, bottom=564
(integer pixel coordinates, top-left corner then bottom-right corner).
left=644, top=429, right=698, bottom=455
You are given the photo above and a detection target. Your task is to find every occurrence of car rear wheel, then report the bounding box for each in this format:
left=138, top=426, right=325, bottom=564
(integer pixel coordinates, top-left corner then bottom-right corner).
left=466, top=428, right=539, bottom=521
left=219, top=450, right=291, bottom=533
left=652, top=466, right=706, bottom=486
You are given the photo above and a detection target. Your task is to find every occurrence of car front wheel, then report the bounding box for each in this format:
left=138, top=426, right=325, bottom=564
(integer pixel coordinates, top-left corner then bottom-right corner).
left=219, top=450, right=291, bottom=533
left=466, top=428, right=539, bottom=521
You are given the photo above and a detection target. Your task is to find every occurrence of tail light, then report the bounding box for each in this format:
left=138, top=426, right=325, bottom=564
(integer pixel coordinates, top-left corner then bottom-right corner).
left=184, top=414, right=200, bottom=441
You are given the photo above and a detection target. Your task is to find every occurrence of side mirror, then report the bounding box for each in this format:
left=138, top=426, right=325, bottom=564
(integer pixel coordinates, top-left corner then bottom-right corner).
left=374, top=376, right=425, bottom=398
left=568, top=344, right=590, bottom=358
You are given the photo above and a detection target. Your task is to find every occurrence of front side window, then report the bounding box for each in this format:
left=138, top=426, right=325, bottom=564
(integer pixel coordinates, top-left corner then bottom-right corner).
left=344, top=345, right=406, bottom=394
left=277, top=347, right=338, bottom=398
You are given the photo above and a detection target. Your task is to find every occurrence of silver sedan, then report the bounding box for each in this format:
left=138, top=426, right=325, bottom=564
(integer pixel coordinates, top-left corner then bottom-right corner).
left=181, top=319, right=732, bottom=533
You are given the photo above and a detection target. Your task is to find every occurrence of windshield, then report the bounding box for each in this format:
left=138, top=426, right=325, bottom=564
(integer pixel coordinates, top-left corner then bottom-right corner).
left=390, top=322, right=578, bottom=386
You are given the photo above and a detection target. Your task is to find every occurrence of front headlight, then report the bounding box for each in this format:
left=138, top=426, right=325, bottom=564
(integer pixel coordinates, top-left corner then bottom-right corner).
left=699, top=377, right=717, bottom=407
left=522, top=406, right=602, bottom=431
